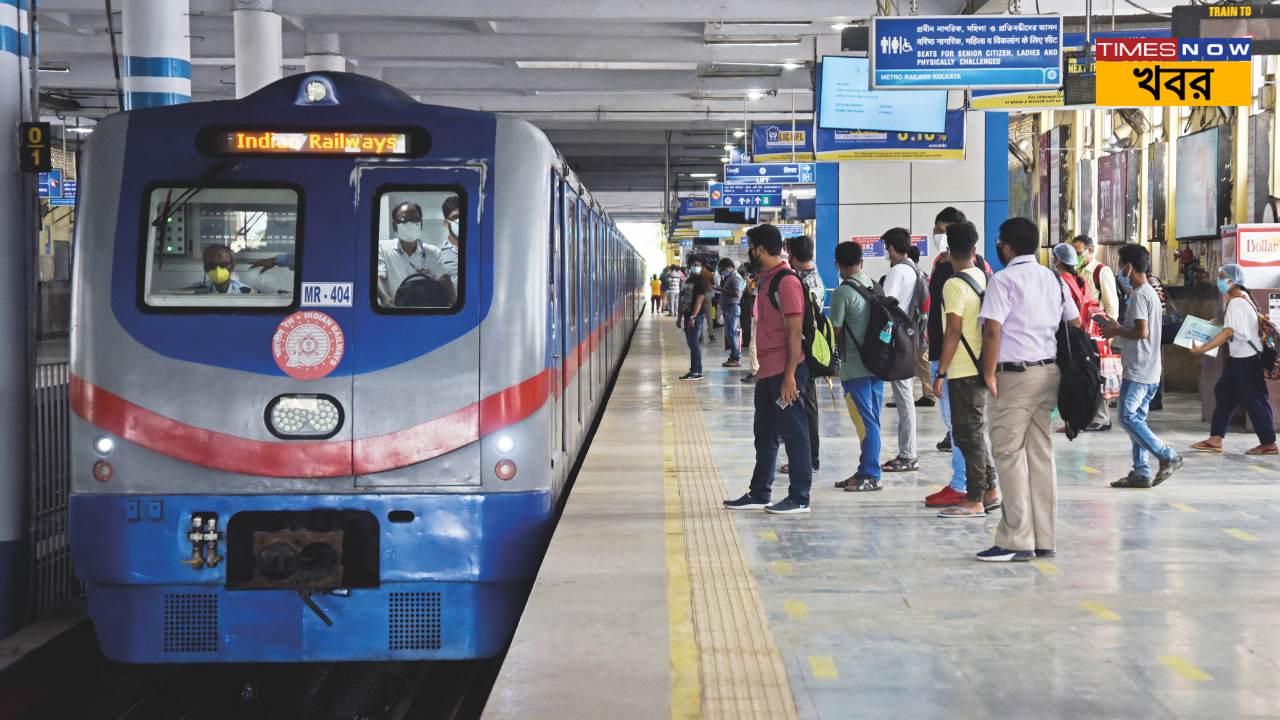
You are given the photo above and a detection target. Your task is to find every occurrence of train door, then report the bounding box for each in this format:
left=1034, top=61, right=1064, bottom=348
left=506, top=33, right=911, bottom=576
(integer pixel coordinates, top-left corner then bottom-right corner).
left=565, top=188, right=582, bottom=436
left=578, top=200, right=591, bottom=412
left=550, top=172, right=566, bottom=467
left=350, top=165, right=483, bottom=486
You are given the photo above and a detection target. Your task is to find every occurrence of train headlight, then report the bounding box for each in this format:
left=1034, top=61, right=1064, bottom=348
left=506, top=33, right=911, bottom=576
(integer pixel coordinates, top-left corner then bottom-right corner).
left=266, top=395, right=344, bottom=439
left=93, top=435, right=114, bottom=456
left=495, top=434, right=516, bottom=454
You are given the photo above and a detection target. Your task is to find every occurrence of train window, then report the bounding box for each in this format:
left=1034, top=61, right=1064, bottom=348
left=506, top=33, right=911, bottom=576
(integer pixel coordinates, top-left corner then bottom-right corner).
left=371, top=187, right=464, bottom=312
left=141, top=186, right=300, bottom=309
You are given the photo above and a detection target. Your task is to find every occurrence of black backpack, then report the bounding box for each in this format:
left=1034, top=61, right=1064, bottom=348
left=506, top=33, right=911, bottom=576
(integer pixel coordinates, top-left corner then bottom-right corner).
left=843, top=277, right=921, bottom=381
left=767, top=269, right=839, bottom=378
left=1055, top=280, right=1103, bottom=440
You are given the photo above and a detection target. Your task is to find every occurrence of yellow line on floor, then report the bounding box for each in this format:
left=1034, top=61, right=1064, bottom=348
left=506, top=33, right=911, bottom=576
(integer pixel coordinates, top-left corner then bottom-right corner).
left=808, top=656, right=838, bottom=680
left=1170, top=503, right=1199, bottom=513
left=1251, top=465, right=1274, bottom=473
left=771, top=561, right=793, bottom=576
left=927, top=484, right=943, bottom=491
left=1224, top=528, right=1259, bottom=541
left=785, top=601, right=809, bottom=621
left=760, top=530, right=778, bottom=542
left=1081, top=466, right=1100, bottom=474
left=1081, top=601, right=1121, bottom=621
left=988, top=528, right=996, bottom=534
left=659, top=333, right=701, bottom=720
left=1030, top=560, right=1063, bottom=576
left=1159, top=655, right=1214, bottom=681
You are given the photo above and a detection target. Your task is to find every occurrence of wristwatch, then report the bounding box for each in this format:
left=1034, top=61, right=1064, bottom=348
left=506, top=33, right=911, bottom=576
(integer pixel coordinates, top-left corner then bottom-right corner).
left=934, top=370, right=947, bottom=381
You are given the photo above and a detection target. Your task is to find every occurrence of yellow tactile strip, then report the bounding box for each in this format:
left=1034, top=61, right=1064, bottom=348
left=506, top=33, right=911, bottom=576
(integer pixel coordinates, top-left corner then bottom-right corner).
left=661, top=325, right=800, bottom=720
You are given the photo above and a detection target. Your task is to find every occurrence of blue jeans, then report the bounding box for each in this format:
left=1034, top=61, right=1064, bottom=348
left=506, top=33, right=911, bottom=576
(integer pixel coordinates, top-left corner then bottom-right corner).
left=684, top=315, right=705, bottom=374
left=722, top=304, right=741, bottom=361
left=1118, top=379, right=1177, bottom=479
left=842, top=375, right=884, bottom=481
left=749, top=363, right=812, bottom=504
left=933, top=360, right=966, bottom=492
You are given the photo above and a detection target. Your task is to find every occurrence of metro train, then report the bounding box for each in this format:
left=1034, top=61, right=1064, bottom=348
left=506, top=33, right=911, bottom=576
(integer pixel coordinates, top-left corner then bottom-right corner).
left=68, top=72, right=645, bottom=662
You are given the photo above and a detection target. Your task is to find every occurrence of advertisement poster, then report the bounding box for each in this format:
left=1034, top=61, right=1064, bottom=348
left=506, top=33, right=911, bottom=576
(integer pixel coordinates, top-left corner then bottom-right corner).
left=1097, top=152, right=1127, bottom=244
left=752, top=125, right=814, bottom=162
left=815, top=109, right=965, bottom=161
left=850, top=235, right=928, bottom=259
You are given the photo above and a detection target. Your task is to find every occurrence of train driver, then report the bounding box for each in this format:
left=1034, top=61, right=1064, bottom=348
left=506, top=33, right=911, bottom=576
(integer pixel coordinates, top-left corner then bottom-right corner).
left=377, top=202, right=454, bottom=308
left=201, top=244, right=258, bottom=294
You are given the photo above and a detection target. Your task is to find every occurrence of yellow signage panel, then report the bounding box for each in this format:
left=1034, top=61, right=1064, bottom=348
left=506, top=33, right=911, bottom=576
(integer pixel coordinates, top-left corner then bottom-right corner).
left=1096, top=61, right=1251, bottom=106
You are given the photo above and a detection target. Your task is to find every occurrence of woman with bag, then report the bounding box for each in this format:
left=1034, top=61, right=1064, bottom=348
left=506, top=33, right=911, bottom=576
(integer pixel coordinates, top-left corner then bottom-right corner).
left=1190, top=264, right=1278, bottom=455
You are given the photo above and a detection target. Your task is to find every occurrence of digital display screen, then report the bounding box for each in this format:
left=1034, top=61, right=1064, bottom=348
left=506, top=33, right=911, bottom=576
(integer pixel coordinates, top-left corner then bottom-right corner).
left=211, top=130, right=408, bottom=155
left=818, top=56, right=947, bottom=133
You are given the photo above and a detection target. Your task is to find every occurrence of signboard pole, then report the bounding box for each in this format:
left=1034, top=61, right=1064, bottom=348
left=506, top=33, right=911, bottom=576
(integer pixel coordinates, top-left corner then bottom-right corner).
left=791, top=93, right=796, bottom=163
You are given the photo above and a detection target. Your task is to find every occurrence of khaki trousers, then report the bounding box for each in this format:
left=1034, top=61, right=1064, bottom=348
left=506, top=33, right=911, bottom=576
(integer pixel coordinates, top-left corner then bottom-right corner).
left=989, top=364, right=1060, bottom=552
left=916, top=348, right=935, bottom=400
left=749, top=335, right=760, bottom=375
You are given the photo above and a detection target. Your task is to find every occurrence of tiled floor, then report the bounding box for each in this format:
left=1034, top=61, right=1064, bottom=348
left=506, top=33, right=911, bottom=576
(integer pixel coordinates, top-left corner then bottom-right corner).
left=486, top=314, right=1280, bottom=720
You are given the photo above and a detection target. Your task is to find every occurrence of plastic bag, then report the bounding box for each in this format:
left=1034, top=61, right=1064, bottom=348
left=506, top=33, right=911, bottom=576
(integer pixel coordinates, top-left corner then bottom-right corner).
left=1100, top=355, right=1122, bottom=400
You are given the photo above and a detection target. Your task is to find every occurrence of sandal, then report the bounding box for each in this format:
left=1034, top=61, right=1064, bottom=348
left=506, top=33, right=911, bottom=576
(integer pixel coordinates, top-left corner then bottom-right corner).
left=1190, top=440, right=1223, bottom=453
left=1246, top=445, right=1278, bottom=455
left=938, top=506, right=986, bottom=518
left=881, top=456, right=919, bottom=473
left=844, top=478, right=883, bottom=492
left=834, top=475, right=861, bottom=488
left=983, top=500, right=1002, bottom=513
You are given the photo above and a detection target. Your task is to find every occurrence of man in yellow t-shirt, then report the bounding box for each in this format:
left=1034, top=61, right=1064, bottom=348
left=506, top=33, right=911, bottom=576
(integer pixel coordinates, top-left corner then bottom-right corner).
left=930, top=221, right=1000, bottom=518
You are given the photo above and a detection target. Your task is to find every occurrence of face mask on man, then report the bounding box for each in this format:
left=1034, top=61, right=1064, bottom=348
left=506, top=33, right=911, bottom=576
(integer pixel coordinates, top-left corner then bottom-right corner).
left=1118, top=265, right=1133, bottom=291
left=207, top=266, right=230, bottom=285
left=448, top=219, right=460, bottom=238
left=1218, top=278, right=1232, bottom=294
left=395, top=222, right=423, bottom=243
left=934, top=233, right=948, bottom=253
left=690, top=265, right=702, bottom=275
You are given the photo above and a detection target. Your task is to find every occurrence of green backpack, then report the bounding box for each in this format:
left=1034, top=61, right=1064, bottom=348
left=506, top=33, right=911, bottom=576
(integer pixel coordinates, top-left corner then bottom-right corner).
left=767, top=269, right=838, bottom=378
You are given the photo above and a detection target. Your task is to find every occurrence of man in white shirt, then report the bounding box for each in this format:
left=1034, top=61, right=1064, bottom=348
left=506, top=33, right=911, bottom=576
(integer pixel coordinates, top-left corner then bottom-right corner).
left=438, top=196, right=462, bottom=281
left=1072, top=234, right=1117, bottom=431
left=977, top=218, right=1082, bottom=562
left=879, top=228, right=923, bottom=473
left=377, top=202, right=452, bottom=308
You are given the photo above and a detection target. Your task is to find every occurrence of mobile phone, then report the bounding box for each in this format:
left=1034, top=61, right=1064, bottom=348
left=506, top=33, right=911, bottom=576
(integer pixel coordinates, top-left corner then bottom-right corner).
left=1092, top=313, right=1115, bottom=327
left=775, top=397, right=790, bottom=409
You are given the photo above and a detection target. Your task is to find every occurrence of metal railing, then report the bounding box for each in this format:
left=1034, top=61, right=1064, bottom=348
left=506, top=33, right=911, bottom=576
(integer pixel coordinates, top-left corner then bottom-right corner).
left=31, top=362, right=80, bottom=619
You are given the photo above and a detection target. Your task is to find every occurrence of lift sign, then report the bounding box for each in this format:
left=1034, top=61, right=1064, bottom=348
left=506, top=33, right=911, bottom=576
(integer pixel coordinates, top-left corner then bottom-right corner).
left=211, top=130, right=408, bottom=155
left=301, top=283, right=353, bottom=307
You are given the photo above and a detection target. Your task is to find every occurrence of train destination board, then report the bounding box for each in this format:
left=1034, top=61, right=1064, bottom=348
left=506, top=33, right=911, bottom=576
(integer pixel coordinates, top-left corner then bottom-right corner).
left=210, top=130, right=409, bottom=154
left=870, top=16, right=1063, bottom=89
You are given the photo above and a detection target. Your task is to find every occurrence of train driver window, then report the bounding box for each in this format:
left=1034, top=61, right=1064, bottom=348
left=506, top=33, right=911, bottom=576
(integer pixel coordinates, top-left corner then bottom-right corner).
left=373, top=189, right=463, bottom=311
left=142, top=186, right=299, bottom=308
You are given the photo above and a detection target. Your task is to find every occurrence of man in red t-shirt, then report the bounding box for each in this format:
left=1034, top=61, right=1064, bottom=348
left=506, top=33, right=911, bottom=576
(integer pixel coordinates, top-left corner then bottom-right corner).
left=723, top=224, right=812, bottom=515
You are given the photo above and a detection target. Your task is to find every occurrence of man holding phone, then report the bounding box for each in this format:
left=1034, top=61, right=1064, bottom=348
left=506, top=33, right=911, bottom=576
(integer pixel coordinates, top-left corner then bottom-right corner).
left=723, top=224, right=812, bottom=515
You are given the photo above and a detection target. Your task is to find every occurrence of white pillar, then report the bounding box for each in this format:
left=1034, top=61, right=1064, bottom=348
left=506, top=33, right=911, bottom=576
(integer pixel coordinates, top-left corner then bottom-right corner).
left=121, top=0, right=191, bottom=109
left=233, top=0, right=282, bottom=98
left=0, top=0, right=32, bottom=639
left=304, top=32, right=344, bottom=73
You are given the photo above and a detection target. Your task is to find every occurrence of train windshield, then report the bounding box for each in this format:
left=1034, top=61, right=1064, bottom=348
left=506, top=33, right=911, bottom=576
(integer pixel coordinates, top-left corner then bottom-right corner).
left=141, top=186, right=299, bottom=308
left=373, top=188, right=463, bottom=311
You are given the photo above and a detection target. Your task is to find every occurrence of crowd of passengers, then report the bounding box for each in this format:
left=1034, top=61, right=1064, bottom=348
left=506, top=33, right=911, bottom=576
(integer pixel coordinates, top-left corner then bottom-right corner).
left=651, top=212, right=1275, bottom=562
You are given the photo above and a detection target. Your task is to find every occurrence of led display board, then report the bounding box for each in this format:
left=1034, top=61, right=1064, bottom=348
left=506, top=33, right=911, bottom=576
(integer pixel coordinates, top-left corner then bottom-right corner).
left=818, top=56, right=947, bottom=134
left=197, top=127, right=430, bottom=157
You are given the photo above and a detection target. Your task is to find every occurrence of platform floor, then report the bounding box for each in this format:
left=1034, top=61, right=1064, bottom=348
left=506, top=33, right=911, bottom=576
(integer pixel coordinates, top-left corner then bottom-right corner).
left=485, top=312, right=1280, bottom=720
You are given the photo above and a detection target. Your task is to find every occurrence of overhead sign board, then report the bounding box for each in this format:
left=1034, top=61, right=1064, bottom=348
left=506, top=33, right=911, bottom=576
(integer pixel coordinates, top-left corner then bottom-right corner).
left=815, top=109, right=966, bottom=161
left=51, top=179, right=75, bottom=207
left=677, top=198, right=713, bottom=219
left=774, top=224, right=806, bottom=237
left=870, top=16, right=1063, bottom=89
left=724, top=163, right=815, bottom=184
left=708, top=183, right=783, bottom=208
left=752, top=125, right=814, bottom=161
left=1095, top=37, right=1251, bottom=106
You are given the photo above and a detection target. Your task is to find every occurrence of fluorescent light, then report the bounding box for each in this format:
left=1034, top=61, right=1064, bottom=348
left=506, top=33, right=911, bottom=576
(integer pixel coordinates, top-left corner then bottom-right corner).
left=697, top=67, right=782, bottom=79
left=67, top=127, right=93, bottom=133
left=690, top=173, right=717, bottom=178
left=39, top=64, right=70, bottom=73
left=514, top=61, right=698, bottom=70
left=746, top=91, right=767, bottom=100
left=720, top=20, right=812, bottom=26
left=782, top=62, right=803, bottom=70
left=720, top=157, right=731, bottom=163
left=723, top=144, right=735, bottom=150
left=733, top=130, right=746, bottom=138
left=703, top=35, right=802, bottom=46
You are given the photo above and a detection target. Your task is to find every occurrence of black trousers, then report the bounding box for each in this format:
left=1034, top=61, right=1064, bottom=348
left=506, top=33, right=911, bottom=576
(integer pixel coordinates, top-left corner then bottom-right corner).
left=803, top=376, right=819, bottom=467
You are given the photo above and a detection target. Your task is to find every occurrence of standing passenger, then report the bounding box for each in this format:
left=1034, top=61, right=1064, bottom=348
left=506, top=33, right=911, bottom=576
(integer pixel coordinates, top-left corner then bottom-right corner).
left=1102, top=245, right=1184, bottom=487
left=1072, top=234, right=1117, bottom=431
left=784, top=234, right=825, bottom=474
left=1190, top=264, right=1278, bottom=455
left=650, top=274, right=662, bottom=313
left=716, top=258, right=744, bottom=367
left=931, top=222, right=1000, bottom=518
left=677, top=260, right=710, bottom=381
left=829, top=241, right=885, bottom=492
left=666, top=267, right=682, bottom=316
left=976, top=218, right=1081, bottom=561
left=723, top=224, right=812, bottom=514
left=880, top=228, right=923, bottom=474
left=741, top=266, right=758, bottom=384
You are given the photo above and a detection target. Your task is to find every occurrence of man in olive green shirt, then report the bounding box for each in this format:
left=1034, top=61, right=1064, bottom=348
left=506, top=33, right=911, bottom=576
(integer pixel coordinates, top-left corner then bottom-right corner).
left=829, top=241, right=884, bottom=491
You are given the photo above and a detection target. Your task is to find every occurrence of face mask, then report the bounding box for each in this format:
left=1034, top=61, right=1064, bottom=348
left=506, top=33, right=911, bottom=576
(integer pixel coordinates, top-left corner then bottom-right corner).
left=1218, top=278, right=1232, bottom=294
left=448, top=219, right=459, bottom=238
left=1118, top=267, right=1132, bottom=291
left=934, top=233, right=948, bottom=253
left=395, top=222, right=423, bottom=242
left=690, top=266, right=701, bottom=275
left=207, top=266, right=230, bottom=285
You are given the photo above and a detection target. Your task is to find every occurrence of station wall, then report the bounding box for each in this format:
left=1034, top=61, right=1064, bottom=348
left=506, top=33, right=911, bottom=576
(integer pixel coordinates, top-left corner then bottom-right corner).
left=814, top=111, right=1011, bottom=294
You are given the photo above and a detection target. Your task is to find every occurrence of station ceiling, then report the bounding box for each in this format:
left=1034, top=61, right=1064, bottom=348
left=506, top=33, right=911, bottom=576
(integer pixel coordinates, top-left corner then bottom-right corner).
left=38, top=0, right=1171, bottom=221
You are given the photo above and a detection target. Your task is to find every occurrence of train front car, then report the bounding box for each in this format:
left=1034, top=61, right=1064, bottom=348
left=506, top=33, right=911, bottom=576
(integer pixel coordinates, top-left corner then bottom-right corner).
left=69, top=74, right=568, bottom=663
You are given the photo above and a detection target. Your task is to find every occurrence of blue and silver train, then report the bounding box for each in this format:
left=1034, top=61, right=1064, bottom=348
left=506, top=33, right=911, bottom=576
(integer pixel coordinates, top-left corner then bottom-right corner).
left=68, top=73, right=644, bottom=662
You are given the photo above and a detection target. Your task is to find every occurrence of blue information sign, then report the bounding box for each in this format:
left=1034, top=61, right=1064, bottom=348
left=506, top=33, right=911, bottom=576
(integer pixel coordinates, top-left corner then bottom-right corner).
left=724, top=163, right=815, bottom=184
left=709, top=183, right=783, bottom=208
left=871, top=16, right=1063, bottom=89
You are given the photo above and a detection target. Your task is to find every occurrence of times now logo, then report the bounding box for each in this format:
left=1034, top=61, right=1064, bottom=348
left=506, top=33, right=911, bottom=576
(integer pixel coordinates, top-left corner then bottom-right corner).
left=1095, top=38, right=1251, bottom=62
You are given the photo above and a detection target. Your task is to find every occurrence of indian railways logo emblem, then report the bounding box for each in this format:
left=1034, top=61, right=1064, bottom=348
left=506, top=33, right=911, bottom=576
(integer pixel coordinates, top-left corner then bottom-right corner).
left=272, top=311, right=345, bottom=380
